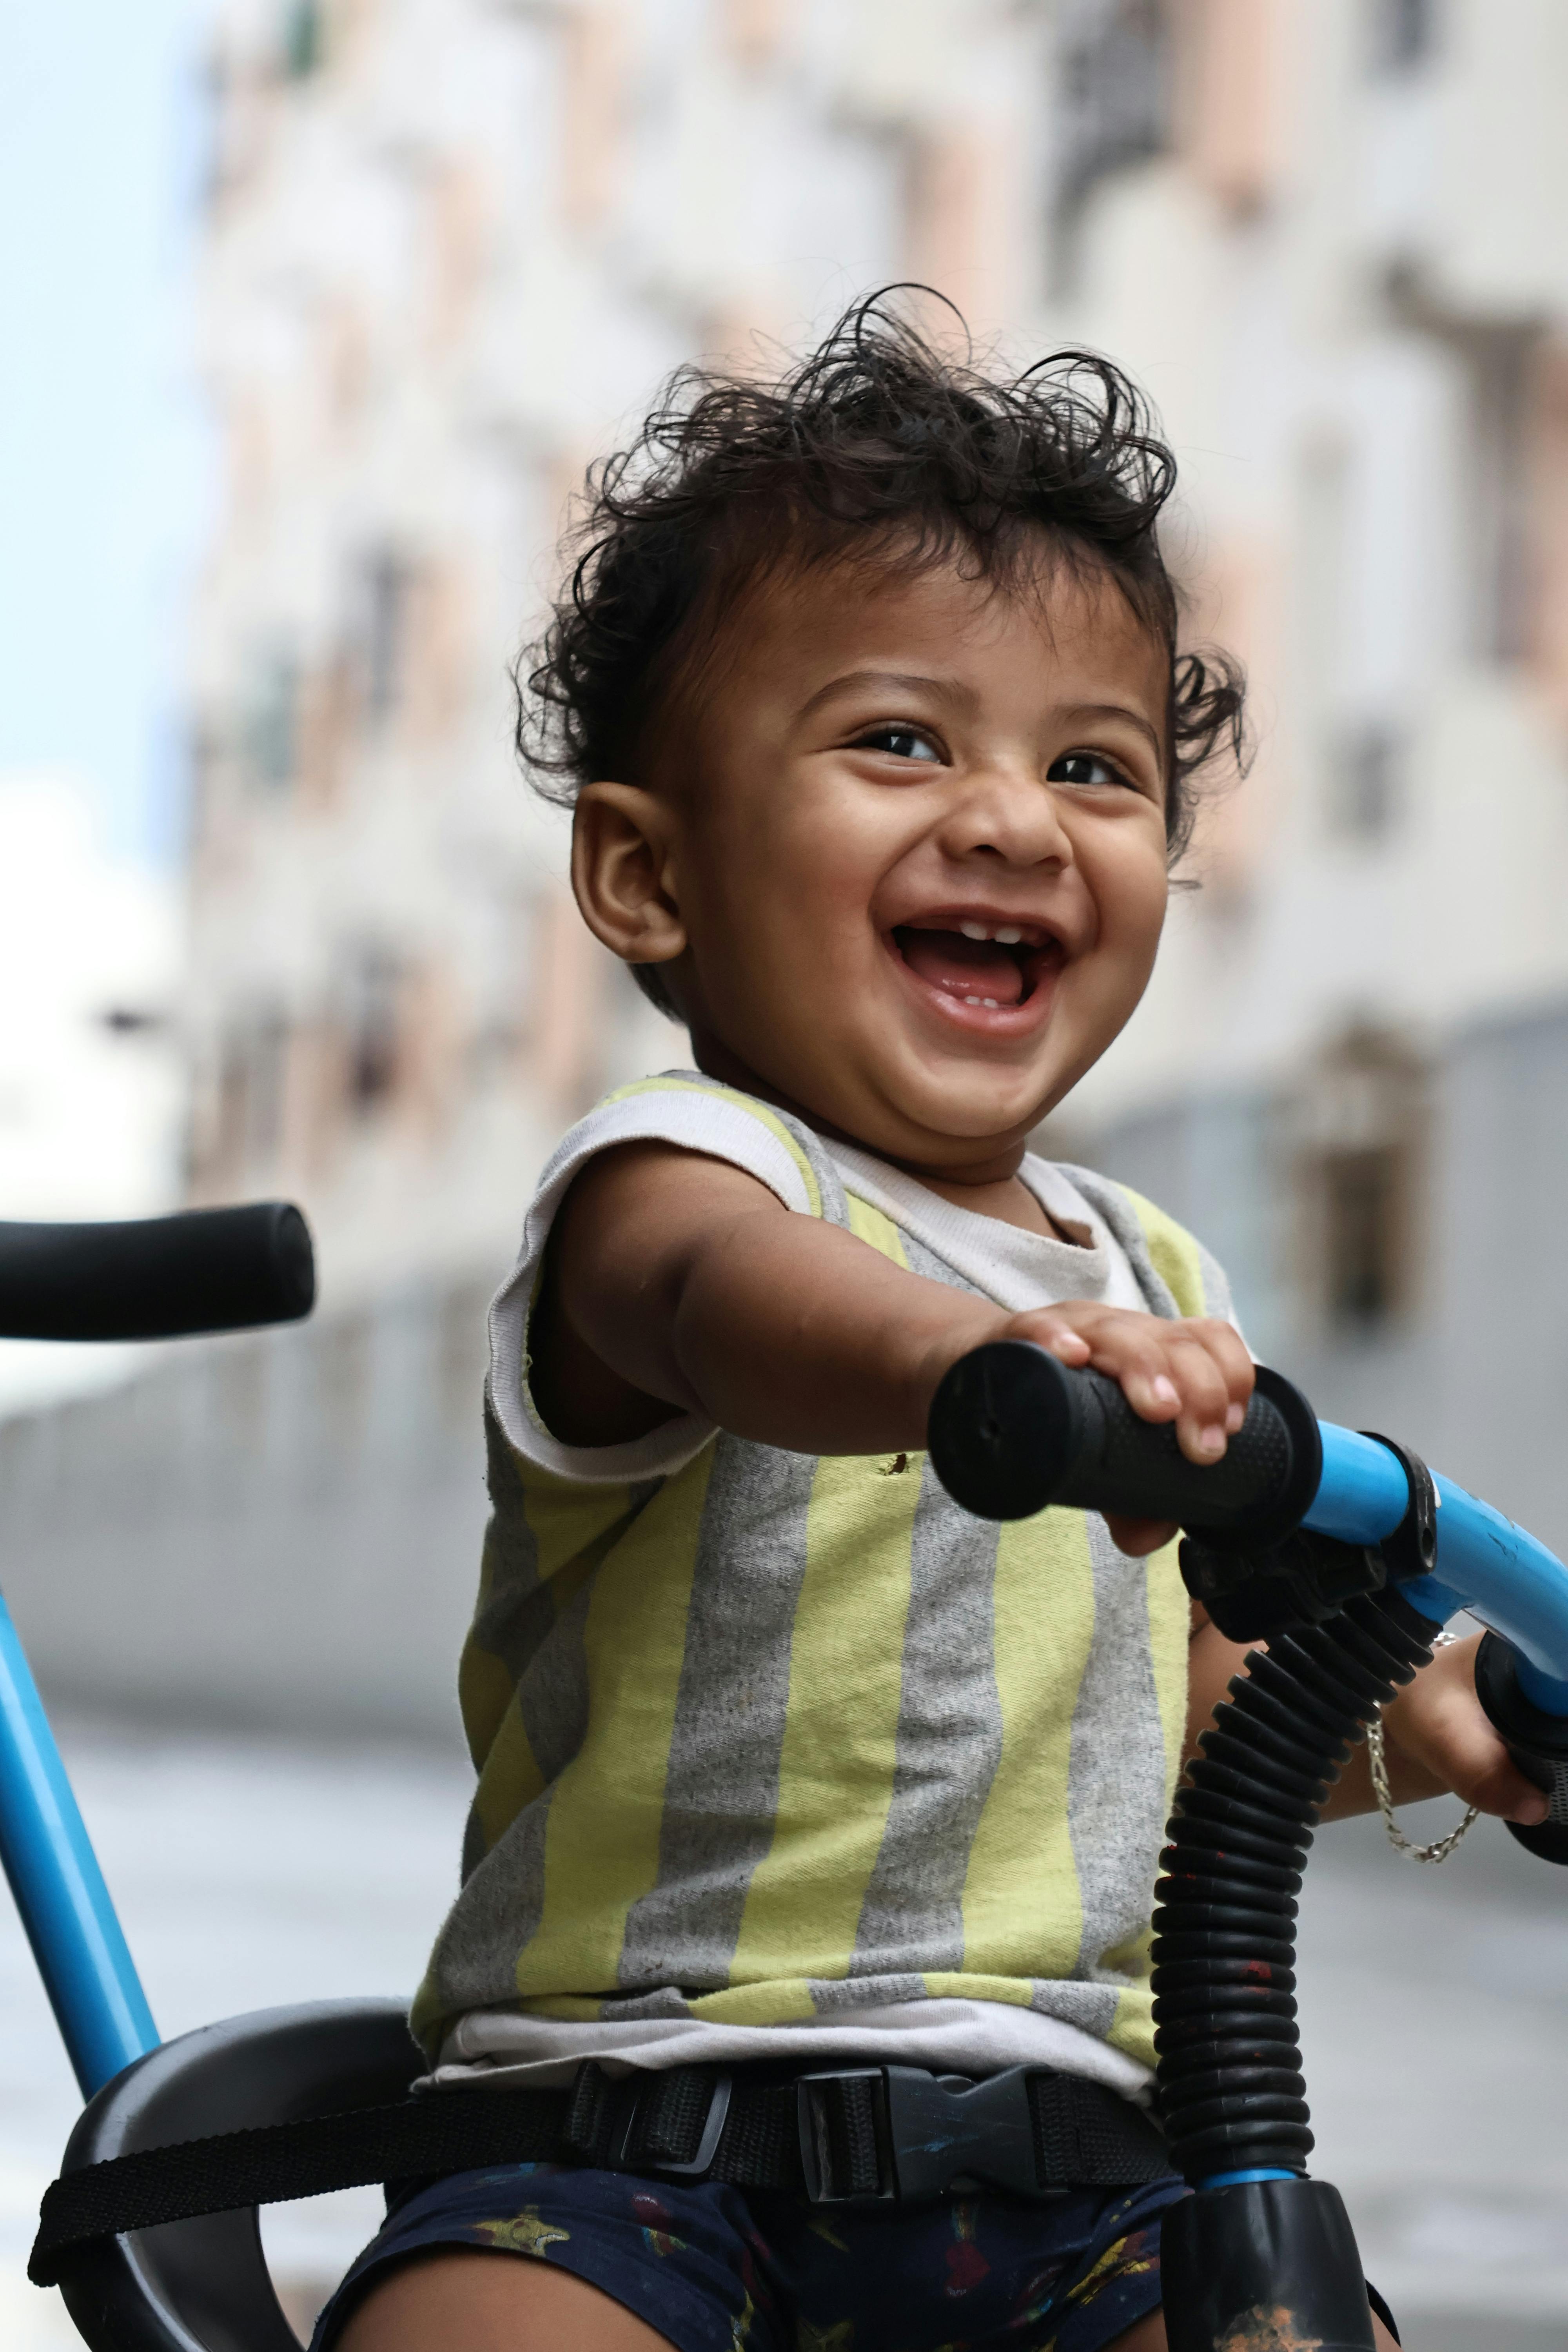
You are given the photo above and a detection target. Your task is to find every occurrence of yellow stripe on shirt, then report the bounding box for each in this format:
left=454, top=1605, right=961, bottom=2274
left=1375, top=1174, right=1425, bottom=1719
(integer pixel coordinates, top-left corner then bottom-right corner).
left=959, top=1508, right=1096, bottom=1984
left=1116, top=1183, right=1208, bottom=1319
left=514, top=1449, right=715, bottom=1999
left=844, top=1192, right=909, bottom=1267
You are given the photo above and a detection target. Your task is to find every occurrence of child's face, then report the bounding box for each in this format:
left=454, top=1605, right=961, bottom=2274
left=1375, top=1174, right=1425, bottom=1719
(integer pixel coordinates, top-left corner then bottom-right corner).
left=585, top=549, right=1171, bottom=1176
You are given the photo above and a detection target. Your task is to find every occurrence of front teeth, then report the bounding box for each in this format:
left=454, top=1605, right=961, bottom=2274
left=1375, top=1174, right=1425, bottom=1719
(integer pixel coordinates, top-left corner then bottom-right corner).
left=963, top=996, right=1003, bottom=1007
left=958, top=919, right=1025, bottom=945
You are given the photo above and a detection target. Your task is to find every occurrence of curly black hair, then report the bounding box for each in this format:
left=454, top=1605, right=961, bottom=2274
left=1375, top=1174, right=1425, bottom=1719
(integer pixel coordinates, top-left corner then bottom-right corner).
left=518, top=289, right=1246, bottom=1015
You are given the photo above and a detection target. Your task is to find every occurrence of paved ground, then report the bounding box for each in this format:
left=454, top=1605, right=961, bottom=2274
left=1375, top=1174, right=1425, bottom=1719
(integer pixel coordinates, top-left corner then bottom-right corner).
left=0, top=1722, right=471, bottom=2349
left=1296, top=1797, right=1568, bottom=2349
left=0, top=1723, right=1562, bottom=2348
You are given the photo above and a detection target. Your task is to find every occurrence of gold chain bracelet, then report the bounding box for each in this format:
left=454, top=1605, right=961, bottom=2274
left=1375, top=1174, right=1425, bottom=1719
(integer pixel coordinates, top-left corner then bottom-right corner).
left=1365, top=1628, right=1479, bottom=1864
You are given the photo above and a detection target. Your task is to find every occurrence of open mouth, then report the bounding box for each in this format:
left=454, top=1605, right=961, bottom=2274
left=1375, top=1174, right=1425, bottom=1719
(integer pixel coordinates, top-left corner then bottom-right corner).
left=890, top=917, right=1061, bottom=1012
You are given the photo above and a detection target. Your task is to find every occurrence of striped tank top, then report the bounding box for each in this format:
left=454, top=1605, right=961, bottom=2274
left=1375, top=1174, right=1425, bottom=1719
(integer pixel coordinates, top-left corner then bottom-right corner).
left=412, top=1074, right=1235, bottom=2088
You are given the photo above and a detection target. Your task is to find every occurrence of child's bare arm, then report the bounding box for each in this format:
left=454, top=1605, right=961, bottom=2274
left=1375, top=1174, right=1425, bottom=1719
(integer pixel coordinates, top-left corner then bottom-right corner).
left=529, top=1142, right=1253, bottom=1486
left=1185, top=1608, right=1548, bottom=1826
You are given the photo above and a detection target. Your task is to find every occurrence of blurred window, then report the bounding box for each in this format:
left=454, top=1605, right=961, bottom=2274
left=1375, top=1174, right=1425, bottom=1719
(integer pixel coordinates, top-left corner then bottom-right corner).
left=1050, top=0, right=1170, bottom=276
left=215, top=1010, right=289, bottom=1177
left=1384, top=286, right=1536, bottom=666
left=361, top=552, right=411, bottom=726
left=1332, top=721, right=1403, bottom=842
left=1296, top=1030, right=1427, bottom=1335
left=244, top=650, right=300, bottom=793
left=345, top=949, right=401, bottom=1113
left=1372, top=0, right=1439, bottom=74
left=282, top=1, right=323, bottom=80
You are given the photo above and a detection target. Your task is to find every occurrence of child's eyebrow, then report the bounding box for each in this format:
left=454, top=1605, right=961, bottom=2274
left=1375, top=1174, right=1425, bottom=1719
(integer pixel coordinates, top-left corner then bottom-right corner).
left=1061, top=701, right=1164, bottom=759
left=797, top=669, right=976, bottom=722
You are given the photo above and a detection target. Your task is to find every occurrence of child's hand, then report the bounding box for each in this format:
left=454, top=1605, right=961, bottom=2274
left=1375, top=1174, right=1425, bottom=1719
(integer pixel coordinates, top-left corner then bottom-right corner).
left=1376, top=1632, right=1550, bottom=1826
left=1002, top=1301, right=1254, bottom=1557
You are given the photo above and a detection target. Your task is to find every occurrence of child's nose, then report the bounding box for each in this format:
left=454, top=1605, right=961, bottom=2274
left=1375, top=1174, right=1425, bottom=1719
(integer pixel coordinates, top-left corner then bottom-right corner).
left=938, top=763, right=1074, bottom=866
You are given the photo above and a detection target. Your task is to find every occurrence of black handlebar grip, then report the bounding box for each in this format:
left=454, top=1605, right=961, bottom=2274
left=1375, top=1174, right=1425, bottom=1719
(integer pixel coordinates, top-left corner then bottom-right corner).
left=927, top=1341, right=1322, bottom=1545
left=0, top=1203, right=316, bottom=1342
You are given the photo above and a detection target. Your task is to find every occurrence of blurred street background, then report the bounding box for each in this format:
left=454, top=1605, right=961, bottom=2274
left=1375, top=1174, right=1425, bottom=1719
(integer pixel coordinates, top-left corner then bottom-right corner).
left=4, top=0, right=1568, bottom=2343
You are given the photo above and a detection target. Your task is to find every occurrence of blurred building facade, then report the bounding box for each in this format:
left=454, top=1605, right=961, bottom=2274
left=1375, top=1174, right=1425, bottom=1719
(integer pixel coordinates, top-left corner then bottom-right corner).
left=1040, top=0, right=1568, bottom=1553
left=11, top=0, right=1568, bottom=1730
left=0, top=0, right=1063, bottom=1731
left=179, top=0, right=1046, bottom=1301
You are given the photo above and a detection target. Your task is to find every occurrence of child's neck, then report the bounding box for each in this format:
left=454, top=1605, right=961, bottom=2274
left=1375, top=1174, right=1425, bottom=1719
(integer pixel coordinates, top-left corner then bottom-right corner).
left=688, top=1034, right=1082, bottom=1243
left=912, top=1167, right=1063, bottom=1239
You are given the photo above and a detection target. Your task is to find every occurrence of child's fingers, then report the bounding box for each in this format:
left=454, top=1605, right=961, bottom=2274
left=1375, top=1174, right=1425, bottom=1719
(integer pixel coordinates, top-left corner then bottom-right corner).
left=1384, top=1639, right=1551, bottom=1824
left=1027, top=1316, right=1091, bottom=1366
left=1469, top=1755, right=1550, bottom=1826
left=1430, top=1731, right=1548, bottom=1824
left=1014, top=1312, right=1244, bottom=1460
left=1018, top=1308, right=1254, bottom=1466
left=1022, top=1311, right=1183, bottom=1425
left=1166, top=1336, right=1250, bottom=1458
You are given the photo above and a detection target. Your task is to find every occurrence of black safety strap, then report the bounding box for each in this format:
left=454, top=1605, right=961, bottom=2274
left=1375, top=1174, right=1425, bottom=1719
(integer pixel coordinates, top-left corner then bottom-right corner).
left=31, top=2089, right=564, bottom=2285
left=31, top=2061, right=1172, bottom=2287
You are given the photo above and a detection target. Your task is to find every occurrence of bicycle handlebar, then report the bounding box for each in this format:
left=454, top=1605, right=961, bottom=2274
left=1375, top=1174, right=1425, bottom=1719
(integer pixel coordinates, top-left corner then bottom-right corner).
left=0, top=1204, right=316, bottom=1341
left=928, top=1341, right=1324, bottom=1544
left=928, top=1339, right=1568, bottom=1718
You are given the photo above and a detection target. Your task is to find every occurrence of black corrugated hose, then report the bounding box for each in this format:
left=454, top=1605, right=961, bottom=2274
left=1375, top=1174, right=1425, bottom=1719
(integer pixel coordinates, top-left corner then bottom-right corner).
left=1152, top=1585, right=1442, bottom=2183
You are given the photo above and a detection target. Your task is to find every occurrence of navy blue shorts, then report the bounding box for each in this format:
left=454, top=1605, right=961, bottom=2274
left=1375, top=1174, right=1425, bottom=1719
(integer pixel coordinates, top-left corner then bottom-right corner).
left=310, top=2161, right=1186, bottom=2351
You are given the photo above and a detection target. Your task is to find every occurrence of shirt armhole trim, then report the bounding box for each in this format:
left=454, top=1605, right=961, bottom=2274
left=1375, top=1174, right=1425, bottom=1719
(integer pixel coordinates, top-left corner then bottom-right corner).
left=488, top=1084, right=822, bottom=1487
left=601, top=1075, right=823, bottom=1217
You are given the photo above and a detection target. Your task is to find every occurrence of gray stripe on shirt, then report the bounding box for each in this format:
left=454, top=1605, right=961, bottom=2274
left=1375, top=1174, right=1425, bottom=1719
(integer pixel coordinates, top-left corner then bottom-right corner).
left=1029, top=1975, right=1122, bottom=2037
left=848, top=1454, right=1003, bottom=1978
left=439, top=1563, right=604, bottom=2007
left=616, top=1432, right=816, bottom=1994
left=1065, top=1513, right=1168, bottom=1993
left=430, top=1791, right=555, bottom=2017
left=515, top=1572, right=597, bottom=1792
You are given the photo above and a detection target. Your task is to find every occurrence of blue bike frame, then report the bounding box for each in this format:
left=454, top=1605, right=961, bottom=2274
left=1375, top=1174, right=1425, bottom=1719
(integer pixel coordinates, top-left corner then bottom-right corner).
left=0, top=1594, right=156, bottom=2096
left=1310, top=1425, right=1568, bottom=1713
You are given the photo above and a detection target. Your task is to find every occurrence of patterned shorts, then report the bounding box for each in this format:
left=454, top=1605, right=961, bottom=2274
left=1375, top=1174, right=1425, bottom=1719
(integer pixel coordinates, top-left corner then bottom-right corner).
left=309, top=2161, right=1186, bottom=2352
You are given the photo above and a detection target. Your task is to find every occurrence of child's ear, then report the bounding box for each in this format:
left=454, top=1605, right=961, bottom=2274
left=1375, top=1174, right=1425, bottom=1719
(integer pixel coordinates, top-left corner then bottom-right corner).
left=571, top=783, right=687, bottom=973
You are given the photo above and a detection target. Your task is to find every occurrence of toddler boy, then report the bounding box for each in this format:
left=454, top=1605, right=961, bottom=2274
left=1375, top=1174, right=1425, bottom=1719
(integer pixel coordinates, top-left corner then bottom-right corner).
left=324, top=298, right=1537, bottom=2352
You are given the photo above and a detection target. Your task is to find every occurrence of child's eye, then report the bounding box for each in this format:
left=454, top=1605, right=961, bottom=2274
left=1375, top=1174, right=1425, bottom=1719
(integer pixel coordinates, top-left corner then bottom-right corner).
left=1048, top=751, right=1131, bottom=789
left=851, top=725, right=944, bottom=765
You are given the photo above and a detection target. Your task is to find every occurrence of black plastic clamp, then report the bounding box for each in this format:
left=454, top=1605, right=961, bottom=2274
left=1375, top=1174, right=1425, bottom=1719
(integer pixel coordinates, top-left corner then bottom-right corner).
left=1356, top=1432, right=1438, bottom=1584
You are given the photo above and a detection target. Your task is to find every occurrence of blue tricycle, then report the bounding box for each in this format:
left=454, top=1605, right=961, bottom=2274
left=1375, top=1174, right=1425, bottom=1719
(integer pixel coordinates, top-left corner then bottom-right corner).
left=4, top=1211, right=1566, bottom=2350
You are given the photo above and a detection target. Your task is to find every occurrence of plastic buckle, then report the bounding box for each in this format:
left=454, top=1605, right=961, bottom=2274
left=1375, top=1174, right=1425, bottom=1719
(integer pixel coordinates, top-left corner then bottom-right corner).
left=885, top=2065, right=1038, bottom=2201
left=797, top=2066, right=1040, bottom=2204
left=612, top=2071, right=733, bottom=2179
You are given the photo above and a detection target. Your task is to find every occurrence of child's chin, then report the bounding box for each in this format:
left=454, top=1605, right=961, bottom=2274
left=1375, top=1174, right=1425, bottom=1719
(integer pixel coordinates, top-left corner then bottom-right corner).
left=879, top=1057, right=1049, bottom=1142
